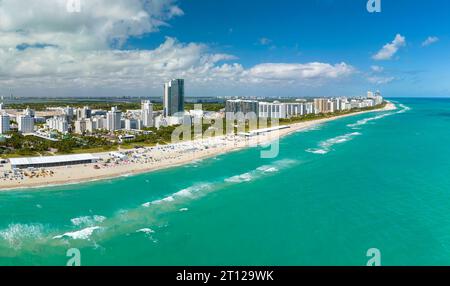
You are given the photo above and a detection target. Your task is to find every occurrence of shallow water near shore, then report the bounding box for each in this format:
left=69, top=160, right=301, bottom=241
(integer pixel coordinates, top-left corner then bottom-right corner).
left=1, top=98, right=450, bottom=266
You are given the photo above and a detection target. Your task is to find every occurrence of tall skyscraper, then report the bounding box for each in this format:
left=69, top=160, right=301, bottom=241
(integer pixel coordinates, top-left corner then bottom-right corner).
left=77, top=106, right=92, bottom=119
left=0, top=113, right=10, bottom=134
left=141, top=100, right=154, bottom=127
left=225, top=100, right=259, bottom=116
left=163, top=79, right=184, bottom=117
left=17, top=115, right=34, bottom=133
left=106, top=107, right=122, bottom=131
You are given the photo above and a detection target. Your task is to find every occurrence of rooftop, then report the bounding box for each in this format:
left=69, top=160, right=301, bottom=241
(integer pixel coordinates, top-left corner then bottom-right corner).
left=10, top=154, right=99, bottom=166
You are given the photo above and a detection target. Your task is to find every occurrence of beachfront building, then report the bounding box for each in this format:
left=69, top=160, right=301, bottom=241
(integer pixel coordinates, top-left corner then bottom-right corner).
left=74, top=119, right=87, bottom=134
left=63, top=106, right=75, bottom=122
left=46, top=116, right=69, bottom=134
left=77, top=106, right=92, bottom=120
left=164, top=79, right=185, bottom=117
left=23, top=107, right=35, bottom=118
left=106, top=107, right=122, bottom=131
left=258, top=102, right=287, bottom=119
left=258, top=101, right=316, bottom=119
left=141, top=100, right=154, bottom=128
left=314, top=98, right=331, bottom=114
left=17, top=114, right=34, bottom=134
left=125, top=119, right=141, bottom=131
left=225, top=99, right=259, bottom=116
left=9, top=154, right=99, bottom=169
left=0, top=113, right=10, bottom=134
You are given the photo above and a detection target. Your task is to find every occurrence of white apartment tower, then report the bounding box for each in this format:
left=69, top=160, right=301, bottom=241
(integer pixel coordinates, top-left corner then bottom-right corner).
left=17, top=115, right=34, bottom=133
left=0, top=113, right=10, bottom=134
left=163, top=79, right=185, bottom=117
left=141, top=100, right=154, bottom=128
left=107, top=107, right=122, bottom=131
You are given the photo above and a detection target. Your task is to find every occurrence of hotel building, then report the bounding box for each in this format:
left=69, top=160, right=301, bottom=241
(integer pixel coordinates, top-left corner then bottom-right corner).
left=0, top=113, right=10, bottom=134
left=141, top=100, right=154, bottom=127
left=164, top=79, right=185, bottom=117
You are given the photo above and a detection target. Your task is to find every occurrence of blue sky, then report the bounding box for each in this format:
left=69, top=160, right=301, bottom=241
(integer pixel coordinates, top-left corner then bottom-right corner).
left=0, top=0, right=449, bottom=97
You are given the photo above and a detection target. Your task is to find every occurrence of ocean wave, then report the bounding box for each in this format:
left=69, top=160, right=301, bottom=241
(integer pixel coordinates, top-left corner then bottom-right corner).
left=53, top=226, right=101, bottom=240
left=294, top=124, right=323, bottom=133
left=225, top=159, right=298, bottom=183
left=225, top=172, right=253, bottom=183
left=257, top=166, right=279, bottom=173
left=347, top=103, right=410, bottom=129
left=397, top=104, right=411, bottom=114
left=305, top=148, right=328, bottom=155
left=136, top=228, right=158, bottom=243
left=142, top=183, right=213, bottom=207
left=136, top=228, right=155, bottom=234
left=306, top=132, right=362, bottom=155
left=0, top=223, right=45, bottom=249
left=347, top=113, right=392, bottom=129
left=71, top=215, right=106, bottom=227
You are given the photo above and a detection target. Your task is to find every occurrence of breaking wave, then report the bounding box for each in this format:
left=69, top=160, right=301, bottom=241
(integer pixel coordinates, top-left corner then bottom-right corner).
left=0, top=223, right=45, bottom=249
left=71, top=215, right=106, bottom=227
left=347, top=103, right=410, bottom=129
left=142, top=183, right=213, bottom=207
left=53, top=226, right=101, bottom=240
left=306, top=132, right=362, bottom=155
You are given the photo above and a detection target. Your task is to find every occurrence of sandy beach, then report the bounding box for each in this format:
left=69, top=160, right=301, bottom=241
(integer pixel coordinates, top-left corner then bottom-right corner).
left=0, top=103, right=396, bottom=191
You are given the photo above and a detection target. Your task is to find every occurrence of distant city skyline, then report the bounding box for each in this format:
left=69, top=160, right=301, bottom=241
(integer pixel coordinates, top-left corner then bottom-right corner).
left=0, top=0, right=449, bottom=98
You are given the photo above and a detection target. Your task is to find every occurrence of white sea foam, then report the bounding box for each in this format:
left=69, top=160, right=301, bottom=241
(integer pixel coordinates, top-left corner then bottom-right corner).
left=53, top=226, right=101, bottom=240
left=306, top=148, right=328, bottom=155
left=306, top=132, right=362, bottom=155
left=347, top=113, right=392, bottom=129
left=142, top=183, right=212, bottom=207
left=0, top=223, right=45, bottom=249
left=136, top=228, right=155, bottom=234
left=225, top=172, right=253, bottom=183
left=225, top=159, right=298, bottom=183
left=347, top=103, right=410, bottom=129
left=257, top=166, right=279, bottom=173
left=70, top=215, right=106, bottom=227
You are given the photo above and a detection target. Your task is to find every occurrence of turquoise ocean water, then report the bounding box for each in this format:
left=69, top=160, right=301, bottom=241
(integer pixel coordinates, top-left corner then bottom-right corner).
left=1, top=98, right=450, bottom=266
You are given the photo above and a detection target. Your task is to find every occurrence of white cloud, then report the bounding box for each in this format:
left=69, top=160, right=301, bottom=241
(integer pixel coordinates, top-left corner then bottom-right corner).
left=422, top=36, right=439, bottom=47
left=367, top=76, right=395, bottom=85
left=0, top=1, right=356, bottom=96
left=372, top=34, right=406, bottom=61
left=259, top=37, right=272, bottom=46
left=0, top=0, right=184, bottom=49
left=246, top=63, right=354, bottom=82
left=370, top=65, right=384, bottom=73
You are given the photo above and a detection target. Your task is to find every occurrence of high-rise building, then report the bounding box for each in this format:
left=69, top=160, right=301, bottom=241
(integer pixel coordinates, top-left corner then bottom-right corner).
left=46, top=116, right=68, bottom=133
left=0, top=113, right=10, bottom=134
left=23, top=107, right=35, bottom=117
left=314, top=98, right=330, bottom=114
left=163, top=79, right=184, bottom=117
left=77, top=106, right=92, bottom=119
left=141, top=100, right=154, bottom=128
left=225, top=100, right=259, bottom=116
left=106, top=107, right=122, bottom=131
left=64, top=106, right=74, bottom=122
left=258, top=102, right=287, bottom=119
left=17, top=115, right=34, bottom=133
left=74, top=119, right=87, bottom=134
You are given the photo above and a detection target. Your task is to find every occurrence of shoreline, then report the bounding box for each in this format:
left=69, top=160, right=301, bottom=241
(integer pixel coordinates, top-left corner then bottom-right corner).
left=0, top=103, right=397, bottom=191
